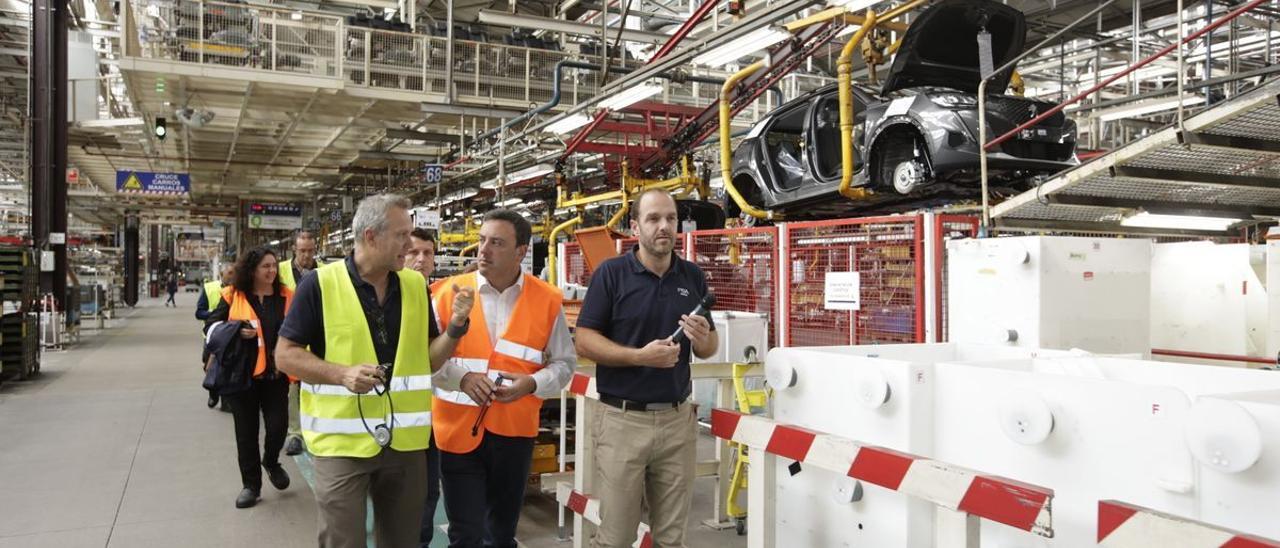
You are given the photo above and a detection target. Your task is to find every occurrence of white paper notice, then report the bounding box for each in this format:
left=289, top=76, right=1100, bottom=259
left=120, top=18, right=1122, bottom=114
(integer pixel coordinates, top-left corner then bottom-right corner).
left=824, top=271, right=861, bottom=311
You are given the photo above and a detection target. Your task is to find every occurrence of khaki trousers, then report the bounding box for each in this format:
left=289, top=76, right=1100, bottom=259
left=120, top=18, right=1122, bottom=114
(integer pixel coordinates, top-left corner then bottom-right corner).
left=590, top=403, right=697, bottom=548
left=312, top=448, right=427, bottom=548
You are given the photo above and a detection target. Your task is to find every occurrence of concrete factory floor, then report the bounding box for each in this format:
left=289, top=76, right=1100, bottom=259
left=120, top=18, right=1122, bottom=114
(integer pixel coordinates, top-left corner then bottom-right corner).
left=0, top=291, right=746, bottom=548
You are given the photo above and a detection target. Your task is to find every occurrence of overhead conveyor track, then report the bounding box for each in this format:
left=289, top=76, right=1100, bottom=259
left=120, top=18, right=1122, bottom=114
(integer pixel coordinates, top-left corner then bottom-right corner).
left=992, top=77, right=1280, bottom=234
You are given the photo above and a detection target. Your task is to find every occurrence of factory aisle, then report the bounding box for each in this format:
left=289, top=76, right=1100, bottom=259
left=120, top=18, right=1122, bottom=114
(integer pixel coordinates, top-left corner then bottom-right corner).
left=0, top=291, right=746, bottom=548
left=0, top=291, right=316, bottom=548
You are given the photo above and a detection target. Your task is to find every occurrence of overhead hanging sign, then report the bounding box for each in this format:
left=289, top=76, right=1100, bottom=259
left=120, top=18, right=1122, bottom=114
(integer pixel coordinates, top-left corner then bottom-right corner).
left=412, top=207, right=440, bottom=229
left=247, top=202, right=303, bottom=230
left=423, top=164, right=444, bottom=184
left=115, top=170, right=191, bottom=196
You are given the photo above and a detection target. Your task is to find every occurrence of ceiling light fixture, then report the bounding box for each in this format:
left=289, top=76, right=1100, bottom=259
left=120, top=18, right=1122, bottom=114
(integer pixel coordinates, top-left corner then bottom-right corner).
left=693, top=27, right=789, bottom=67
left=1120, top=212, right=1241, bottom=231
left=599, top=81, right=663, bottom=111
left=1096, top=95, right=1206, bottom=121
left=546, top=114, right=593, bottom=135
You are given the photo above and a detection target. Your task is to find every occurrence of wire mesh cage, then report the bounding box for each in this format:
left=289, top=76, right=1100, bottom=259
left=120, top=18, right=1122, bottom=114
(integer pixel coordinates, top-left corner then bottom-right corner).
left=561, top=241, right=591, bottom=287
left=689, top=227, right=779, bottom=348
left=783, top=216, right=924, bottom=347
left=935, top=215, right=980, bottom=342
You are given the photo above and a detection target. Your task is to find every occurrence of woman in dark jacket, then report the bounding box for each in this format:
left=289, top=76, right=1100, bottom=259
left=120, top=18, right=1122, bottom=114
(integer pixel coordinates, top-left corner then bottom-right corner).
left=204, top=246, right=294, bottom=508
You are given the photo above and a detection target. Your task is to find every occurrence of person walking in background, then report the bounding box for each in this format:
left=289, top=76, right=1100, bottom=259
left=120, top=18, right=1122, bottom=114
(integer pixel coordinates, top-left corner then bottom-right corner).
left=405, top=227, right=446, bottom=548
left=165, top=273, right=179, bottom=307
left=199, top=264, right=237, bottom=410
left=197, top=264, right=236, bottom=321
left=204, top=246, right=295, bottom=509
left=279, top=229, right=323, bottom=457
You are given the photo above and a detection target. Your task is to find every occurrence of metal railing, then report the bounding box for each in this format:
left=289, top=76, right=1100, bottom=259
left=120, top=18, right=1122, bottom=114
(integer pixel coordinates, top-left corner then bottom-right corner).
left=978, top=0, right=1273, bottom=228
left=123, top=0, right=781, bottom=112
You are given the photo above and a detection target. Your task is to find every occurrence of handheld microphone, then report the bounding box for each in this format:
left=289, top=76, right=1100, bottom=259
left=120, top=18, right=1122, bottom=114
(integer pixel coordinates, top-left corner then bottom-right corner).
left=670, top=292, right=716, bottom=344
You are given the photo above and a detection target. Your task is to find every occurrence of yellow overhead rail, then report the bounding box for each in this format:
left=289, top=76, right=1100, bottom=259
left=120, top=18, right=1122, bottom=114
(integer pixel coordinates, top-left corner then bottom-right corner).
left=556, top=157, right=701, bottom=231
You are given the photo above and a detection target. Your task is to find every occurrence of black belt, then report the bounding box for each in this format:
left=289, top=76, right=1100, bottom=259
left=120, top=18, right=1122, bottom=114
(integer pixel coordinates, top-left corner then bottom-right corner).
left=599, top=395, right=684, bottom=412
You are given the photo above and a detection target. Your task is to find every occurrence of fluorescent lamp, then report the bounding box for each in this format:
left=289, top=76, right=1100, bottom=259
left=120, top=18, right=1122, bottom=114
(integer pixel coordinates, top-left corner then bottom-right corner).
left=290, top=11, right=303, bottom=20
left=499, top=197, right=522, bottom=207
left=510, top=164, right=555, bottom=181
left=546, top=114, right=593, bottom=135
left=1097, top=95, right=1205, bottom=122
left=1121, top=212, right=1240, bottom=231
left=446, top=188, right=479, bottom=201
left=599, top=81, right=662, bottom=111
left=830, top=0, right=878, bottom=7
left=484, top=164, right=554, bottom=189
left=693, top=27, right=789, bottom=67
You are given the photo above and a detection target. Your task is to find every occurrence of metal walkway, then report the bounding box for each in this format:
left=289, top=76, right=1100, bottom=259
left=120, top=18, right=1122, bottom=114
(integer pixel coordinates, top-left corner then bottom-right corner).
left=992, top=78, right=1280, bottom=235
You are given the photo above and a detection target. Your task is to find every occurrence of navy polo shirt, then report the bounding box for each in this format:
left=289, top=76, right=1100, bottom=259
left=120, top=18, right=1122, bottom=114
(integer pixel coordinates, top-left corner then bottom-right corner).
left=577, top=246, right=714, bottom=403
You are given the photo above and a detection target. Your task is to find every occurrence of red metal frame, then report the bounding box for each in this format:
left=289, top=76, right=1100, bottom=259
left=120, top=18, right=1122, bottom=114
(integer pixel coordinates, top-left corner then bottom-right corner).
left=688, top=226, right=781, bottom=347
left=782, top=215, right=926, bottom=347
left=934, top=215, right=980, bottom=341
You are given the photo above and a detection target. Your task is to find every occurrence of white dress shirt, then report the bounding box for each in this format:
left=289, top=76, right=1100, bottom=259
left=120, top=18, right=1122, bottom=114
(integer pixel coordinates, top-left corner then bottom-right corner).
left=431, top=271, right=577, bottom=399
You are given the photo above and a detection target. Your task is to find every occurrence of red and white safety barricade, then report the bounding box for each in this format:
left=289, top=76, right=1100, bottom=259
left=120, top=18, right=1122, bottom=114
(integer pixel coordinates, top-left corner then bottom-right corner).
left=1098, top=500, right=1280, bottom=547
left=562, top=369, right=763, bottom=546
left=567, top=372, right=600, bottom=399
left=556, top=483, right=653, bottom=548
left=710, top=408, right=1055, bottom=538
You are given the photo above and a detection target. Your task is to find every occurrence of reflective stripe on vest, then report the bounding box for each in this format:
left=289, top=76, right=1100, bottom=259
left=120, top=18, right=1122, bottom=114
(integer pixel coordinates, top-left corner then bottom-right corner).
left=432, top=272, right=562, bottom=453
left=301, top=261, right=432, bottom=458
left=204, top=280, right=224, bottom=310
left=221, top=285, right=294, bottom=378
left=302, top=374, right=433, bottom=396
left=300, top=411, right=432, bottom=434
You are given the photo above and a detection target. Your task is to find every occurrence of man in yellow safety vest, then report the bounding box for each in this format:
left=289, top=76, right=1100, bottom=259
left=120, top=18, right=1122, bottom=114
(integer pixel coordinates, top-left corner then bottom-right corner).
left=278, top=229, right=322, bottom=455
left=276, top=194, right=472, bottom=548
left=197, top=263, right=235, bottom=410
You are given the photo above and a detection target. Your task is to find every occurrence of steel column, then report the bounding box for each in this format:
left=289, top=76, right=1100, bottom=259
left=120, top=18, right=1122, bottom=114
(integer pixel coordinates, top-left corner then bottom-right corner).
left=29, top=0, right=68, bottom=312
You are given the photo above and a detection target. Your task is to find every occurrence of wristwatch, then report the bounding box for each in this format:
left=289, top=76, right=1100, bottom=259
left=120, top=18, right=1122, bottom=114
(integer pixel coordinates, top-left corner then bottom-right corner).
left=447, top=318, right=470, bottom=339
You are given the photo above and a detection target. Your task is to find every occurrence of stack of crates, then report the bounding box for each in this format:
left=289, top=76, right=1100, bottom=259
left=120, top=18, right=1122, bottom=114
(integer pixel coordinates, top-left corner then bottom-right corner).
left=0, top=246, right=39, bottom=382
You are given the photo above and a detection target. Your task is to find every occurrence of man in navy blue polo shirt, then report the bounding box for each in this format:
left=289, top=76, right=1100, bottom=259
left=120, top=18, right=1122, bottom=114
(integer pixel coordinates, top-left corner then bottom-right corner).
left=575, top=189, right=719, bottom=548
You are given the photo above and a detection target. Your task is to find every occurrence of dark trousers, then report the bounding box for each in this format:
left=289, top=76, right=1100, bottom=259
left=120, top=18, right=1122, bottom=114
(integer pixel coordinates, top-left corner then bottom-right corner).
left=440, top=433, right=535, bottom=548
left=166, top=292, right=176, bottom=305
left=419, top=433, right=442, bottom=547
left=225, top=376, right=289, bottom=490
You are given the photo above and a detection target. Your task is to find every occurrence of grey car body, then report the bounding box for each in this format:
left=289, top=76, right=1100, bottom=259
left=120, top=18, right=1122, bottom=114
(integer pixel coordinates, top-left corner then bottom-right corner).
left=729, top=0, right=1078, bottom=219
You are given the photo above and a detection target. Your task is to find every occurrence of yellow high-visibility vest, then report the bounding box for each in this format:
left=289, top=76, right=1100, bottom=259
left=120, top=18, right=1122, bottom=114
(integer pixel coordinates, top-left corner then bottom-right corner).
left=299, top=261, right=432, bottom=457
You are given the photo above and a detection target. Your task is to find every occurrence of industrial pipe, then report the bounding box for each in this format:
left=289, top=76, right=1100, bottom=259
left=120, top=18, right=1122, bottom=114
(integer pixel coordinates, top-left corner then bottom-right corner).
left=606, top=188, right=630, bottom=230
left=720, top=60, right=773, bottom=221
left=547, top=216, right=582, bottom=287
left=1152, top=348, right=1277, bottom=367
left=836, top=9, right=877, bottom=201
left=461, top=241, right=479, bottom=256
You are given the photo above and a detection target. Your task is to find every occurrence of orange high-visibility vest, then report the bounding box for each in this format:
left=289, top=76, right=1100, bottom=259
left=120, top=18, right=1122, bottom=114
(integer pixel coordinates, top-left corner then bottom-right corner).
left=221, top=286, right=294, bottom=378
left=432, top=272, right=563, bottom=454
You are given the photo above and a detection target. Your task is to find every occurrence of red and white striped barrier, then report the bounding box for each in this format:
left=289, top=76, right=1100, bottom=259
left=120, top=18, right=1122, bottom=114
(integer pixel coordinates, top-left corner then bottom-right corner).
left=1098, top=500, right=1280, bottom=547
left=556, top=483, right=652, bottom=548
left=568, top=373, right=600, bottom=399
left=710, top=408, right=1055, bottom=537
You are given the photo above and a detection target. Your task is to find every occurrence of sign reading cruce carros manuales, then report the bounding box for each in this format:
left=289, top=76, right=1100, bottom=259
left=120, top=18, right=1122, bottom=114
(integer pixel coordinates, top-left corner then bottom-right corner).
left=115, top=171, right=191, bottom=196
